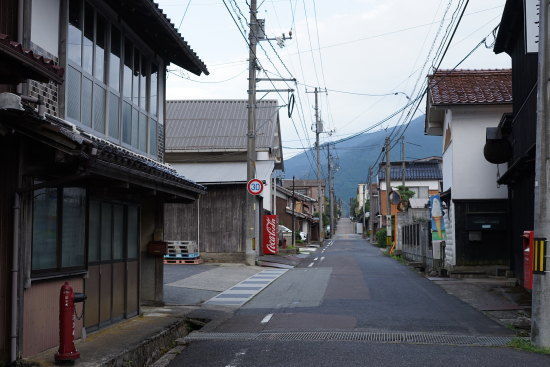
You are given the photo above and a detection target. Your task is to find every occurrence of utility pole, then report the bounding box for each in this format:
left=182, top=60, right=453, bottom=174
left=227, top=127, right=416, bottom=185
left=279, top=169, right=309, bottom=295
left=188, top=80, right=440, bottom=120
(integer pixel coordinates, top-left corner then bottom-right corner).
left=291, top=175, right=296, bottom=247
left=327, top=143, right=335, bottom=238
left=532, top=0, right=550, bottom=348
left=384, top=137, right=392, bottom=246
left=310, top=87, right=324, bottom=242
left=368, top=167, right=374, bottom=241
left=245, top=0, right=258, bottom=266
left=401, top=137, right=406, bottom=187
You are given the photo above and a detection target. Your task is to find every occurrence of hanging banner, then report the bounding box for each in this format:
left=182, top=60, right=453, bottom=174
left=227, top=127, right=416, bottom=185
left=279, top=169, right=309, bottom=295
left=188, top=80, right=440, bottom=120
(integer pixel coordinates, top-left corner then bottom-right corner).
left=430, top=195, right=446, bottom=241
left=262, top=215, right=279, bottom=255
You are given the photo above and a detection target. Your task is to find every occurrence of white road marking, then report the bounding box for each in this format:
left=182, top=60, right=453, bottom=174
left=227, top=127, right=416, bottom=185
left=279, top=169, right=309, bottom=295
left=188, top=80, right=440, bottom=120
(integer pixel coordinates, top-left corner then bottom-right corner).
left=225, top=349, right=248, bottom=367
left=314, top=257, right=318, bottom=261
left=308, top=262, right=314, bottom=267
left=321, top=256, right=325, bottom=261
left=261, top=313, right=273, bottom=324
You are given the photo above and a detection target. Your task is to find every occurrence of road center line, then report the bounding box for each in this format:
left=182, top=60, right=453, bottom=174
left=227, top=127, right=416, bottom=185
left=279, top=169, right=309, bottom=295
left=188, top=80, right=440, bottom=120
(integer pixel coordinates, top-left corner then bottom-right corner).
left=308, top=262, right=314, bottom=267
left=261, top=313, right=273, bottom=324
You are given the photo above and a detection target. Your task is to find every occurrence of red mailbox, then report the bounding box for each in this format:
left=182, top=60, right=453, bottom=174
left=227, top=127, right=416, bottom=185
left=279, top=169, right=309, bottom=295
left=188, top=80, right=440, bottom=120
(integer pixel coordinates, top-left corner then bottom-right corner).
left=523, top=230, right=534, bottom=290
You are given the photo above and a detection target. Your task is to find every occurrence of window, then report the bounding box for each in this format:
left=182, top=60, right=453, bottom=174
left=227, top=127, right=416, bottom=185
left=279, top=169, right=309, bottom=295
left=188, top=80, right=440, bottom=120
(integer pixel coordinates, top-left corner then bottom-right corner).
left=66, top=0, right=160, bottom=157
left=32, top=187, right=86, bottom=273
left=109, top=26, right=121, bottom=92
left=409, top=186, right=429, bottom=199
left=68, top=0, right=82, bottom=65
left=88, top=201, right=140, bottom=263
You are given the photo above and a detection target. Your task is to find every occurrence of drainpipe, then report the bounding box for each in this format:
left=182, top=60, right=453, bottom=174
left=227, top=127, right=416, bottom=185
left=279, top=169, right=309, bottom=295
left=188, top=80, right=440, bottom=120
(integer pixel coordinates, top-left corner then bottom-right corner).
left=11, top=193, right=20, bottom=362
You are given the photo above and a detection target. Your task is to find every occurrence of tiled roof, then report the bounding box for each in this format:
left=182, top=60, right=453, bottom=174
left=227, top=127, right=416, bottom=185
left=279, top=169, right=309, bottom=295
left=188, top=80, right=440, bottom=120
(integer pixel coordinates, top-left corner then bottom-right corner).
left=0, top=103, right=205, bottom=195
left=277, top=186, right=316, bottom=202
left=105, top=0, right=208, bottom=75
left=378, top=160, right=442, bottom=181
left=0, top=34, right=64, bottom=83
left=427, top=69, right=512, bottom=106
left=165, top=100, right=280, bottom=151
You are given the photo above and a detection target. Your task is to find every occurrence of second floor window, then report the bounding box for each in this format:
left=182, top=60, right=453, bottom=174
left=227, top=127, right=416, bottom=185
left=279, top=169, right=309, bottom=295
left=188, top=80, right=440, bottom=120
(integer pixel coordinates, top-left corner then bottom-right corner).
left=66, top=0, right=160, bottom=158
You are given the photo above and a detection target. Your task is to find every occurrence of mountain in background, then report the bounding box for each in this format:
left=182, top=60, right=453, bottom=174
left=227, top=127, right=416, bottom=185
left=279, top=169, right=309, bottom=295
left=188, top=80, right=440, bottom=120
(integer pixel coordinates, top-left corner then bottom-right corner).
left=282, top=115, right=442, bottom=209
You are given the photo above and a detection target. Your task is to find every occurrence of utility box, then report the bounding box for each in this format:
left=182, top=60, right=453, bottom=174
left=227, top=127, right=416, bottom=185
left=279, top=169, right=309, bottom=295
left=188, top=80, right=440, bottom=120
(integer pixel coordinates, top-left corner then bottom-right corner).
left=356, top=222, right=363, bottom=234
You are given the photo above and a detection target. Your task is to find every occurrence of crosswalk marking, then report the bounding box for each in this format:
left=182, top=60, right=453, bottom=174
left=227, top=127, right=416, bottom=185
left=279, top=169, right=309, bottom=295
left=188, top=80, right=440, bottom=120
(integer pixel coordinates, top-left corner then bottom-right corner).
left=204, top=269, right=288, bottom=307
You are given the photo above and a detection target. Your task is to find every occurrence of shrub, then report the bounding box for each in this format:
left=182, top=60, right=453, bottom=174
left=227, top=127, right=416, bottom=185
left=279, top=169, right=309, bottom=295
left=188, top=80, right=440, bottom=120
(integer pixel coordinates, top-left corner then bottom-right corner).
left=375, top=228, right=387, bottom=247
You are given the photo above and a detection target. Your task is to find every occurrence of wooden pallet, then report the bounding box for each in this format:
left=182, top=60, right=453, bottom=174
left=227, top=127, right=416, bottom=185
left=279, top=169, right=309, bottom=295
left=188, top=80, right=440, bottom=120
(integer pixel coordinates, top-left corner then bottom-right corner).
left=163, top=258, right=203, bottom=265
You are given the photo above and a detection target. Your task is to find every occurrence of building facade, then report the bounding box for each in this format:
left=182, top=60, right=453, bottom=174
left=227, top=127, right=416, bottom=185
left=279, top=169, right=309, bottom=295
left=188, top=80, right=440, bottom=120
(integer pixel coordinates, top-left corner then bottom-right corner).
left=275, top=185, right=317, bottom=243
left=377, top=159, right=442, bottom=247
left=483, top=0, right=538, bottom=284
left=163, top=99, right=284, bottom=262
left=426, top=69, right=512, bottom=273
left=0, top=0, right=207, bottom=361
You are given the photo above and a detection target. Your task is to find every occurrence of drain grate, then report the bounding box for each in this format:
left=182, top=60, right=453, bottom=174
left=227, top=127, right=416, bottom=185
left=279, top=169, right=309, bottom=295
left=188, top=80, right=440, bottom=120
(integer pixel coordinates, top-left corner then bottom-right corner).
left=184, top=331, right=516, bottom=347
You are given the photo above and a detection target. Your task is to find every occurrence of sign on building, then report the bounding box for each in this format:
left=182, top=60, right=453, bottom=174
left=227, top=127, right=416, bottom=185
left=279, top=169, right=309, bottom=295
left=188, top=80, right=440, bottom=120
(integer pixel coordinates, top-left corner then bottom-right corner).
left=525, top=0, right=540, bottom=54
left=262, top=215, right=279, bottom=255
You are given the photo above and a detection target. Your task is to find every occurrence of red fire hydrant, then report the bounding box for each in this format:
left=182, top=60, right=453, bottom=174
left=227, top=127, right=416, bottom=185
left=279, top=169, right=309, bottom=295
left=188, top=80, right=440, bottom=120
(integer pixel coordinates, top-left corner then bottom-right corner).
left=55, top=282, right=86, bottom=363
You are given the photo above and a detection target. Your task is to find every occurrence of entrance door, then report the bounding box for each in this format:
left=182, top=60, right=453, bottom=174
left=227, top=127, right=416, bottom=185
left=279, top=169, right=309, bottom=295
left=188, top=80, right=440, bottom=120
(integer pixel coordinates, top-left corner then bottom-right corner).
left=84, top=201, right=139, bottom=331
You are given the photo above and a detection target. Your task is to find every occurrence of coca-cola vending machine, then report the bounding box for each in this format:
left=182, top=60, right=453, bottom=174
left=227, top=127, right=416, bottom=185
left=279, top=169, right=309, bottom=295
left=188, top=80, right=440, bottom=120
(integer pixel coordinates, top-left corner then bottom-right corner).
left=262, top=215, right=279, bottom=255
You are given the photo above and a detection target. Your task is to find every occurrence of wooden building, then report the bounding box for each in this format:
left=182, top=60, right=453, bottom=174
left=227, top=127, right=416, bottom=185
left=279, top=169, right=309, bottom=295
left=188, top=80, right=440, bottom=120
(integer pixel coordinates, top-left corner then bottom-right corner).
left=275, top=185, right=317, bottom=243
left=483, top=0, right=538, bottom=284
left=164, top=100, right=284, bottom=262
left=0, top=0, right=207, bottom=362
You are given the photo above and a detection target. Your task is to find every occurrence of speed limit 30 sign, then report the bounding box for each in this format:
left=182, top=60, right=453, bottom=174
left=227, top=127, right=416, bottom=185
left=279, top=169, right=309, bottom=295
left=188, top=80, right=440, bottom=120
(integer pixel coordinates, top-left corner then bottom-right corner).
left=247, top=179, right=264, bottom=195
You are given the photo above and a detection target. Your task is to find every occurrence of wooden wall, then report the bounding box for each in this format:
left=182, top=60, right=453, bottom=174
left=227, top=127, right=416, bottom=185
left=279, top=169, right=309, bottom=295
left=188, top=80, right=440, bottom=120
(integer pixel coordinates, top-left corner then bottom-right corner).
left=0, top=135, right=18, bottom=362
left=165, top=185, right=246, bottom=254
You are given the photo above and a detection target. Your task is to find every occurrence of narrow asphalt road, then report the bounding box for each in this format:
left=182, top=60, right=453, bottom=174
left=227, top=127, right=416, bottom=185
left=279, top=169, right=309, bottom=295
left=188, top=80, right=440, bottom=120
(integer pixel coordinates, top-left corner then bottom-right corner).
left=169, top=218, right=550, bottom=366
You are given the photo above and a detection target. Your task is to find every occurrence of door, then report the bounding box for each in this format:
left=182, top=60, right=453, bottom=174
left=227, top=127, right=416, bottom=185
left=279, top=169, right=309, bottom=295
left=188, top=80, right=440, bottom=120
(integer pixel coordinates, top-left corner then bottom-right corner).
left=84, top=200, right=140, bottom=331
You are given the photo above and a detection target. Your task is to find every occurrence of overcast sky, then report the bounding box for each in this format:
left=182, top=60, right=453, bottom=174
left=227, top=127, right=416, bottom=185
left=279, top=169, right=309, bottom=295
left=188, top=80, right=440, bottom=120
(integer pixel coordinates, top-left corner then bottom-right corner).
left=157, top=0, right=510, bottom=158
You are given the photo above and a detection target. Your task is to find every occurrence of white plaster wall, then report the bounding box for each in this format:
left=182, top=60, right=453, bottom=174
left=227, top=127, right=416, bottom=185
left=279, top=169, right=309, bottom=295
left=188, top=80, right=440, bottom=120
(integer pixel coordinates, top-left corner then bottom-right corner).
left=442, top=144, right=453, bottom=192
left=451, top=106, right=510, bottom=200
left=31, top=0, right=60, bottom=57
left=379, top=180, right=440, bottom=191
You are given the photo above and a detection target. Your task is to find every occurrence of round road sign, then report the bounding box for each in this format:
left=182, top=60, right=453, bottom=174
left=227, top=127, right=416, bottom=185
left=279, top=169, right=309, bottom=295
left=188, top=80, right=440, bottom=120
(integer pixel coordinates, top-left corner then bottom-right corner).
left=247, top=179, right=264, bottom=195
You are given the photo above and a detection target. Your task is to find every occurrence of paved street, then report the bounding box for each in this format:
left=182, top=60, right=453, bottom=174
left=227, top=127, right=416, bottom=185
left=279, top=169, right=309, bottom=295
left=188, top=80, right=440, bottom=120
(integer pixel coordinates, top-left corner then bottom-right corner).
left=168, top=219, right=550, bottom=366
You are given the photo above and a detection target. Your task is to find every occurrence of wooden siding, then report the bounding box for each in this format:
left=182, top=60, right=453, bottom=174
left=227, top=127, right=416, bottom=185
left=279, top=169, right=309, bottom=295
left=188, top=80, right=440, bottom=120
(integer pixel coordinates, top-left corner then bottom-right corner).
left=0, top=135, right=17, bottom=361
left=165, top=185, right=246, bottom=254
left=22, top=277, right=83, bottom=357
left=453, top=200, right=509, bottom=266
left=502, top=6, right=537, bottom=282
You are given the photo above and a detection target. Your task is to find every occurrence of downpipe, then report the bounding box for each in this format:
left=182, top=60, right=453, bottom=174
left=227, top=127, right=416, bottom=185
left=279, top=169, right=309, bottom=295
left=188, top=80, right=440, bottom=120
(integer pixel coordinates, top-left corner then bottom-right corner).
left=10, top=193, right=20, bottom=362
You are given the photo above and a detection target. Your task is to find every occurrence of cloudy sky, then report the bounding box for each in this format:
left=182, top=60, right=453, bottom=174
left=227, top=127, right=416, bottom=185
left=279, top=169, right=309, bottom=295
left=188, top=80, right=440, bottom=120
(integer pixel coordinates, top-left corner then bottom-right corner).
left=157, top=0, right=510, bottom=158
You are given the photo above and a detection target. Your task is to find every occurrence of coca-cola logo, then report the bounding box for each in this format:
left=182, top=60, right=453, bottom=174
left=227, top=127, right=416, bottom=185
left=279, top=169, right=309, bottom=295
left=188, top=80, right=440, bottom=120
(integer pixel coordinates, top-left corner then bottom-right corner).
left=263, top=216, right=278, bottom=254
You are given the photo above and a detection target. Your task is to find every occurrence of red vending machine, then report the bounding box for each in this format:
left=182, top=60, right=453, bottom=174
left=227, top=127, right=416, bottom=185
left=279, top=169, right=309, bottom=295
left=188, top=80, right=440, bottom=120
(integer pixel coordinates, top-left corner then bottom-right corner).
left=262, top=215, right=279, bottom=255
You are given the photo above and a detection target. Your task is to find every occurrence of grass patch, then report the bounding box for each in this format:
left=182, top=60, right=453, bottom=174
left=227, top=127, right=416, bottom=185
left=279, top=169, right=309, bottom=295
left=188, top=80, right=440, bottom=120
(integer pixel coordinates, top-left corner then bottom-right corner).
left=508, top=337, right=550, bottom=354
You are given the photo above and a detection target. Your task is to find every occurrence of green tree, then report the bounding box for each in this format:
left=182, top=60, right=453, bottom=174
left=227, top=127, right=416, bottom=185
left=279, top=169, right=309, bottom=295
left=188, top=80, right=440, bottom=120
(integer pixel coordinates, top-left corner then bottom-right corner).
left=397, top=185, right=415, bottom=202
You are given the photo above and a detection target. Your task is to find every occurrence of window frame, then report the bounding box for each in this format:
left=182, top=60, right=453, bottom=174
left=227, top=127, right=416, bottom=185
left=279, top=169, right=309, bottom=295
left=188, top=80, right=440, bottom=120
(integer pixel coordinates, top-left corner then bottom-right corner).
left=64, top=0, right=161, bottom=159
left=31, top=186, right=88, bottom=278
left=87, top=199, right=141, bottom=266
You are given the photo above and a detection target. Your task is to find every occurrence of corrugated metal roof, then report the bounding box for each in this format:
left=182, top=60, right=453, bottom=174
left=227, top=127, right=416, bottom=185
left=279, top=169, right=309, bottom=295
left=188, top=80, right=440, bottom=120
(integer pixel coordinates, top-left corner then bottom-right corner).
left=166, top=100, right=280, bottom=151
left=378, top=161, right=442, bottom=181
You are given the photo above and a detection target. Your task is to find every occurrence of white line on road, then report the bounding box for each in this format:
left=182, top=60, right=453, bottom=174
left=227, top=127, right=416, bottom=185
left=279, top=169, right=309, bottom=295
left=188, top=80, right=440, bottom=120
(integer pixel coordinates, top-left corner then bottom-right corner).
left=308, top=262, right=314, bottom=267
left=261, top=313, right=273, bottom=324
left=321, top=256, right=325, bottom=261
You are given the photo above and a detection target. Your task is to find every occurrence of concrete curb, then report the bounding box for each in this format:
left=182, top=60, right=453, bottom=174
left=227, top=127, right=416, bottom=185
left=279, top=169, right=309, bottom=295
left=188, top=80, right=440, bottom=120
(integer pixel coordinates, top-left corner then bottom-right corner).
left=102, top=318, right=191, bottom=367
